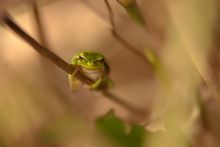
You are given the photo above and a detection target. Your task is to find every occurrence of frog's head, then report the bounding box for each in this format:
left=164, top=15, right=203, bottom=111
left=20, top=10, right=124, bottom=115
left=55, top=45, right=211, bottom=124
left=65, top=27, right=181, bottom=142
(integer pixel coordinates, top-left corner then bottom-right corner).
left=73, top=51, right=105, bottom=70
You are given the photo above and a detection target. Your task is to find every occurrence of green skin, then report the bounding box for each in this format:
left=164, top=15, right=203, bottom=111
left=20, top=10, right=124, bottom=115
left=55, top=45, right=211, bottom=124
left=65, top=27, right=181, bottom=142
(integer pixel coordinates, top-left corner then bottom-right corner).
left=69, top=51, right=112, bottom=90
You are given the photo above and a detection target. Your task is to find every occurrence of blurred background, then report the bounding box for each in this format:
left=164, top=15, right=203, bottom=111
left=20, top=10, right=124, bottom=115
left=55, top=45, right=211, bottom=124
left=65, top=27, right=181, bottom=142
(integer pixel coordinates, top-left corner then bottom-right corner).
left=0, top=0, right=220, bottom=146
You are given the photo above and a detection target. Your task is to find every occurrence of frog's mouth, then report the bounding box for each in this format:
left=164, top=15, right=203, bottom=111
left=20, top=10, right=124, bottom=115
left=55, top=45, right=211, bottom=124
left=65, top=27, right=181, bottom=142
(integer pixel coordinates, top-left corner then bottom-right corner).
left=80, top=66, right=104, bottom=72
left=80, top=67, right=103, bottom=81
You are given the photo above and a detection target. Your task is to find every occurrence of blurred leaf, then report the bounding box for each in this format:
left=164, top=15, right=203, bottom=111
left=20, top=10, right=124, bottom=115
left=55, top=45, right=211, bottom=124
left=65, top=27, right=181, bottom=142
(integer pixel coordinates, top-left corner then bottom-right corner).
left=117, top=0, right=146, bottom=27
left=96, top=110, right=147, bottom=147
left=144, top=48, right=169, bottom=87
left=144, top=48, right=161, bottom=72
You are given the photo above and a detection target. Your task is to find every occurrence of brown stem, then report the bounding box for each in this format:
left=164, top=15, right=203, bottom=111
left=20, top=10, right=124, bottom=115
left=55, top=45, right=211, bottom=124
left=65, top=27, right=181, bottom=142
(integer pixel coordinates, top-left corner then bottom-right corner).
left=32, top=2, right=48, bottom=45
left=31, top=2, right=85, bottom=115
left=102, top=90, right=147, bottom=116
left=2, top=13, right=147, bottom=117
left=196, top=93, right=210, bottom=130
left=3, top=14, right=73, bottom=74
left=104, top=0, right=151, bottom=66
left=104, top=0, right=116, bottom=28
left=112, top=30, right=151, bottom=66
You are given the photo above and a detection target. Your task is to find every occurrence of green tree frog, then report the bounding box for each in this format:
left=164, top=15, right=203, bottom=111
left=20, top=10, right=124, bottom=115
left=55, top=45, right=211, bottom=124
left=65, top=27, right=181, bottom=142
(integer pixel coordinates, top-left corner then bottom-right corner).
left=68, top=51, right=113, bottom=91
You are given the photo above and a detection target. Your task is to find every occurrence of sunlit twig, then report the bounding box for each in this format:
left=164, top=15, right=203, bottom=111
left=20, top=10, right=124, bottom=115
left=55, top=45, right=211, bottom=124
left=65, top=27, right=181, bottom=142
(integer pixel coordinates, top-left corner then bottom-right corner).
left=2, top=13, right=147, bottom=117
left=32, top=2, right=48, bottom=45
left=104, top=0, right=152, bottom=66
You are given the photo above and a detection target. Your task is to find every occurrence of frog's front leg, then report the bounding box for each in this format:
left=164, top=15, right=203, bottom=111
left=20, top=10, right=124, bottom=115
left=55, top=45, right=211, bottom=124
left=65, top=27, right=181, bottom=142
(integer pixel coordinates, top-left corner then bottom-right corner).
left=90, top=77, right=114, bottom=90
left=90, top=78, right=104, bottom=90
left=68, top=66, right=80, bottom=91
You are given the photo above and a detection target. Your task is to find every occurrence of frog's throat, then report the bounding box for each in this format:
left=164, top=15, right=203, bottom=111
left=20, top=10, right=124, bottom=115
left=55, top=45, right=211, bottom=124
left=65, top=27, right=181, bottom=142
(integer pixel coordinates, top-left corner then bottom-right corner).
left=80, top=66, right=104, bottom=72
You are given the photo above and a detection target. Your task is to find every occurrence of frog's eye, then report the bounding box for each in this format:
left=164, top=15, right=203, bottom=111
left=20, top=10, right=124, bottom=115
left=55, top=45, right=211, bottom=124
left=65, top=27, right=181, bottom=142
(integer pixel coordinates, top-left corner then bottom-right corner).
left=79, top=56, right=87, bottom=62
left=94, top=60, right=103, bottom=65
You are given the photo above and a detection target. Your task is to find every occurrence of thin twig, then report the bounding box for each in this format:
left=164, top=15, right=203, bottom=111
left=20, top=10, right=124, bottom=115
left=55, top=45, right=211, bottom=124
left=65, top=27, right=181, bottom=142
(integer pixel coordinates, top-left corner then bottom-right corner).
left=3, top=14, right=73, bottom=74
left=112, top=31, right=151, bottom=66
left=196, top=93, right=210, bottom=130
left=31, top=2, right=81, bottom=114
left=2, top=13, right=147, bottom=117
left=104, top=0, right=151, bottom=66
left=32, top=2, right=48, bottom=45
left=102, top=90, right=147, bottom=116
left=104, top=0, right=115, bottom=28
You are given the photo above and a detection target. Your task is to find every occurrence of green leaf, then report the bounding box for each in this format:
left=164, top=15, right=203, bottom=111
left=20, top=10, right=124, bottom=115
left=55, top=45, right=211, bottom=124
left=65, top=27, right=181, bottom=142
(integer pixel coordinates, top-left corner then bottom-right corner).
left=144, top=48, right=169, bottom=86
left=117, top=0, right=146, bottom=27
left=144, top=48, right=161, bottom=72
left=96, top=110, right=147, bottom=147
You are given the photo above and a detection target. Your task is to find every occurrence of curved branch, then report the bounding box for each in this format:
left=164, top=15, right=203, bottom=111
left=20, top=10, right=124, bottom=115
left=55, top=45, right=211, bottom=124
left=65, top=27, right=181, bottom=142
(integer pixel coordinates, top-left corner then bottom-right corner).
left=104, top=0, right=149, bottom=65
left=2, top=13, right=147, bottom=117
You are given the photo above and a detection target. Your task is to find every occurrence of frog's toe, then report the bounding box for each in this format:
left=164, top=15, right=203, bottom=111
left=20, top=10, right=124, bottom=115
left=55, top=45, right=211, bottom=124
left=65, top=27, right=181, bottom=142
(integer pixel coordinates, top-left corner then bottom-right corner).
left=90, top=83, right=101, bottom=90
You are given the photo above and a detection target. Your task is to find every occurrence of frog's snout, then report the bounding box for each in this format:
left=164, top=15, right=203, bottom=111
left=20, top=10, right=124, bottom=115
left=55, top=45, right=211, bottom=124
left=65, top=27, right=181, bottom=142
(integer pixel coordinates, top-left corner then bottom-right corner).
left=88, top=62, right=94, bottom=66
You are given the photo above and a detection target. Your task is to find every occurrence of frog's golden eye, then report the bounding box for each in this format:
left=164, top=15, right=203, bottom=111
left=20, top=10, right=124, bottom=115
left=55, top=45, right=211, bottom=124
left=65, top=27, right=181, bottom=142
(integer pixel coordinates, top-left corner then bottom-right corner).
left=94, top=60, right=103, bottom=65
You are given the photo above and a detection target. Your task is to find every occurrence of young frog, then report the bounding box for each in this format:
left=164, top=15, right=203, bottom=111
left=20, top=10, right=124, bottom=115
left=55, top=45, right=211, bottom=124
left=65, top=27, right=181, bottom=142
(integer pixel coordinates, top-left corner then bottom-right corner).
left=68, top=51, right=113, bottom=91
